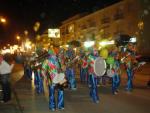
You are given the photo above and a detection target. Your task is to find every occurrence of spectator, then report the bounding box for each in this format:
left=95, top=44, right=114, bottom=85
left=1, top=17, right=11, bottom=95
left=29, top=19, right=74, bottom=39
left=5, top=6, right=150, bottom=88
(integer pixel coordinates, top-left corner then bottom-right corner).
left=0, top=55, right=14, bottom=103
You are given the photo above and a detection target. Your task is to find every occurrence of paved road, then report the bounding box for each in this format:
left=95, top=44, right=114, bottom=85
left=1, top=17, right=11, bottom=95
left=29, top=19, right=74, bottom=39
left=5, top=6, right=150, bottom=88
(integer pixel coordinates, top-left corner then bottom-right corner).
left=0, top=63, right=150, bottom=113
left=14, top=76, right=150, bottom=113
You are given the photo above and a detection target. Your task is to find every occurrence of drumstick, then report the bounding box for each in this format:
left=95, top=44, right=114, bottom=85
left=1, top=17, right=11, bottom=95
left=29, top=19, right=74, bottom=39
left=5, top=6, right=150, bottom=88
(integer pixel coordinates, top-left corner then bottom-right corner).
left=121, top=53, right=131, bottom=62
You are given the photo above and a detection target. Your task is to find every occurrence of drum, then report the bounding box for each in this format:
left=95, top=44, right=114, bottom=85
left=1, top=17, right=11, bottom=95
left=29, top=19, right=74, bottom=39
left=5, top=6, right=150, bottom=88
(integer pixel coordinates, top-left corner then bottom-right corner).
left=52, top=73, right=66, bottom=85
left=94, top=57, right=106, bottom=76
left=106, top=69, right=114, bottom=77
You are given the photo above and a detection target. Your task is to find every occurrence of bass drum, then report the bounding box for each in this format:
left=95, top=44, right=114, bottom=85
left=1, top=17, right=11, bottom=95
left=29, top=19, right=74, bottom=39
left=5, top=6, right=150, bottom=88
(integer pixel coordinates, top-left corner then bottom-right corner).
left=94, top=57, right=106, bottom=76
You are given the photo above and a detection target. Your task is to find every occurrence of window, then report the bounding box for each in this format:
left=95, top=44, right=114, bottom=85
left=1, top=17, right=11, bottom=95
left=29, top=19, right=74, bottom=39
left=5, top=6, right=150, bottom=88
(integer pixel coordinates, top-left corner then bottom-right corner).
left=101, top=25, right=110, bottom=29
left=101, top=16, right=110, bottom=24
left=127, top=2, right=137, bottom=12
left=87, top=19, right=96, bottom=27
left=68, top=24, right=74, bottom=33
left=61, top=28, right=66, bottom=36
left=114, top=8, right=124, bottom=20
left=61, top=31, right=65, bottom=35
left=79, top=24, right=87, bottom=30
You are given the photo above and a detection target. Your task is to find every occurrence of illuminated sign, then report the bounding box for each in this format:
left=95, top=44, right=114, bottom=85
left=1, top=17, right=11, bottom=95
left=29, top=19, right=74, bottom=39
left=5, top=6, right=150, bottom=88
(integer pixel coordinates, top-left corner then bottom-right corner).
left=84, top=41, right=95, bottom=48
left=48, top=29, right=60, bottom=38
left=99, top=40, right=115, bottom=47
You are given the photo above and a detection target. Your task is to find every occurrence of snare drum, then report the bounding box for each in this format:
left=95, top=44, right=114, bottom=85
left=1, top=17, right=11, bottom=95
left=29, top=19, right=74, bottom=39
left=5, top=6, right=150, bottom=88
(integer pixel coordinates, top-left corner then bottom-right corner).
left=52, top=73, right=67, bottom=85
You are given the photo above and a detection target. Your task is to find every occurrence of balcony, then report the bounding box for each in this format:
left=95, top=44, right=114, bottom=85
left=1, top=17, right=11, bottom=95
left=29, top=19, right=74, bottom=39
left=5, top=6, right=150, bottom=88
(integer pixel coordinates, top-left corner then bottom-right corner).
left=101, top=17, right=110, bottom=24
left=114, top=12, right=124, bottom=20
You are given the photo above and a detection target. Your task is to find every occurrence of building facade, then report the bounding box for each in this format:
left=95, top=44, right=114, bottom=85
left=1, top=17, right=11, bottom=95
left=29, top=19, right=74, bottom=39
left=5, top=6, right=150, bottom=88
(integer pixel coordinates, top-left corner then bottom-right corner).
left=60, top=0, right=150, bottom=55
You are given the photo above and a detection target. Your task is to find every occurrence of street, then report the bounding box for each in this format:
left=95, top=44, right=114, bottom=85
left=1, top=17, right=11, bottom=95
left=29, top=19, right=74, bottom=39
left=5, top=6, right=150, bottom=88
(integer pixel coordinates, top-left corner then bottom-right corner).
left=1, top=0, right=150, bottom=113
left=0, top=63, right=150, bottom=113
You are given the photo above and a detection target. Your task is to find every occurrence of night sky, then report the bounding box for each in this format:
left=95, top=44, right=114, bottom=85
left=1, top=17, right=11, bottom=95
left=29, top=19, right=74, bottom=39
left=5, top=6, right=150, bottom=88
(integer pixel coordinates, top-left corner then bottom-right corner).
left=0, top=0, right=121, bottom=45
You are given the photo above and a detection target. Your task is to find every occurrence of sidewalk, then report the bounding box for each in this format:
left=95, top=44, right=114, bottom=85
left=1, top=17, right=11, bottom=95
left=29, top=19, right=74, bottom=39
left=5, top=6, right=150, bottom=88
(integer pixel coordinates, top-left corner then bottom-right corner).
left=14, top=74, right=52, bottom=113
left=0, top=74, right=50, bottom=113
left=0, top=82, right=22, bottom=113
left=0, top=64, right=24, bottom=113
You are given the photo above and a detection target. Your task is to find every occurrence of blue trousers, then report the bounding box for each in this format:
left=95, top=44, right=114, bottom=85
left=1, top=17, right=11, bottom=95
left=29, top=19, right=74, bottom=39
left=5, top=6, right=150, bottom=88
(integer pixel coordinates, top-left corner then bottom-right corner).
left=24, top=66, right=32, bottom=79
left=66, top=68, right=76, bottom=90
left=49, top=84, right=64, bottom=110
left=80, top=68, right=88, bottom=83
left=126, top=68, right=134, bottom=91
left=89, top=74, right=99, bottom=103
left=34, top=70, right=44, bottom=94
left=112, top=74, right=120, bottom=94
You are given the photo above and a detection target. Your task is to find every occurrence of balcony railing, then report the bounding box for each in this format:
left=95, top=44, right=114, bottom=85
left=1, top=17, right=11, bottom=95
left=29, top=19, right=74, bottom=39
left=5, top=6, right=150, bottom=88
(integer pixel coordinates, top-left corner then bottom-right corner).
left=101, top=17, right=110, bottom=24
left=114, top=13, right=124, bottom=20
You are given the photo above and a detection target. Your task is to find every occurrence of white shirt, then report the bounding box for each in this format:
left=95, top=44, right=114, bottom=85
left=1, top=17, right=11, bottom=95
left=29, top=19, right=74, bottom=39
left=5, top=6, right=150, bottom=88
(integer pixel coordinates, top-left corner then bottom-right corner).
left=0, top=60, right=14, bottom=75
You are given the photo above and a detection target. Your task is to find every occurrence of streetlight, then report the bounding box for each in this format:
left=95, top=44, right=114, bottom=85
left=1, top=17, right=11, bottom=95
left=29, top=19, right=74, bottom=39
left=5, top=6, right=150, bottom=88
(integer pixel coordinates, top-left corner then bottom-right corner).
left=16, top=35, right=20, bottom=40
left=0, top=17, right=6, bottom=23
left=16, top=35, right=21, bottom=45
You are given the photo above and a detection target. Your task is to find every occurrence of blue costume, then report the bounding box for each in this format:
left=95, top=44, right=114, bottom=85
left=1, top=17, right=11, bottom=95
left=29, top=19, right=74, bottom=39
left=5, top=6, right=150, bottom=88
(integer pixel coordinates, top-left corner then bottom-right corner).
left=112, top=58, right=121, bottom=95
left=121, top=43, right=137, bottom=92
left=24, top=62, right=32, bottom=80
left=34, top=66, right=44, bottom=94
left=80, top=55, right=88, bottom=84
left=42, top=50, right=64, bottom=111
left=78, top=49, right=88, bottom=84
left=65, top=47, right=77, bottom=90
left=125, top=53, right=136, bottom=91
left=87, top=48, right=99, bottom=103
left=108, top=48, right=121, bottom=95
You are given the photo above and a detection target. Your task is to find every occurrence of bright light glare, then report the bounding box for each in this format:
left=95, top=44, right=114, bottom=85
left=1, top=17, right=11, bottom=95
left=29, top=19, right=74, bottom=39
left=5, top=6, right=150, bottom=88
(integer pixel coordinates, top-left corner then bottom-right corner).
left=73, top=48, right=77, bottom=51
left=99, top=40, right=115, bottom=46
left=13, top=45, right=18, bottom=50
left=25, top=42, right=31, bottom=49
left=84, top=41, right=95, bottom=48
left=16, top=36, right=20, bottom=40
left=65, top=45, right=69, bottom=48
left=129, top=37, right=136, bottom=43
left=1, top=49, right=11, bottom=54
left=0, top=18, right=6, bottom=23
left=1, top=45, right=23, bottom=54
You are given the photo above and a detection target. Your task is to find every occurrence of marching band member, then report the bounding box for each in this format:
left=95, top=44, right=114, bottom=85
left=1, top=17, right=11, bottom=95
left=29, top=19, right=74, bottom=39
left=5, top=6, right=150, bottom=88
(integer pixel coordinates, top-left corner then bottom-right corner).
left=33, top=61, right=44, bottom=94
left=41, top=49, right=64, bottom=111
left=78, top=49, right=85, bottom=83
left=57, top=48, right=68, bottom=88
left=100, top=48, right=109, bottom=86
left=81, top=55, right=89, bottom=84
left=121, top=43, right=138, bottom=92
left=87, top=48, right=99, bottom=103
left=125, top=43, right=137, bottom=92
left=57, top=48, right=66, bottom=72
left=109, top=47, right=121, bottom=95
left=65, top=46, right=77, bottom=90
left=112, top=54, right=121, bottom=95
left=24, top=61, right=32, bottom=80
left=79, top=49, right=88, bottom=84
